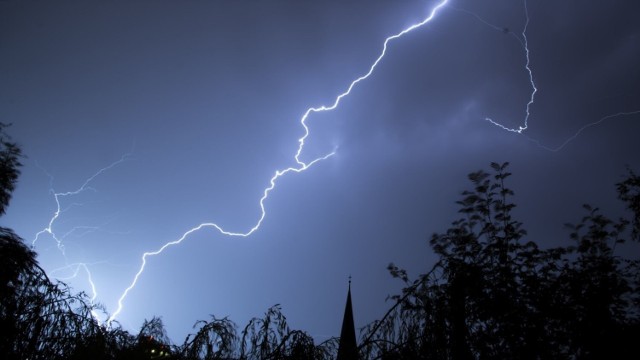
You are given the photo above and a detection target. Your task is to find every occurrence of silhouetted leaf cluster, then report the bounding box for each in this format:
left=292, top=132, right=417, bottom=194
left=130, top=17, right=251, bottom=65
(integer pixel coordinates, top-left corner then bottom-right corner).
left=359, top=162, right=640, bottom=359
left=0, top=123, right=22, bottom=216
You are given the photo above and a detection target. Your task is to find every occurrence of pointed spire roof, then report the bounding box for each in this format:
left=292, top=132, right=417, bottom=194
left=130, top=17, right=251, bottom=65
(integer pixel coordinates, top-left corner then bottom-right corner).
left=337, top=277, right=358, bottom=360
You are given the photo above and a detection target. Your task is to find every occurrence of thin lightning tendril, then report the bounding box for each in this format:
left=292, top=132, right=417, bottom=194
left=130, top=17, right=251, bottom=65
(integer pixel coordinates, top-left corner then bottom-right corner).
left=51, top=262, right=105, bottom=321
left=32, top=154, right=131, bottom=253
left=482, top=0, right=536, bottom=134
left=50, top=262, right=100, bottom=302
left=32, top=0, right=638, bottom=327
left=107, top=0, right=451, bottom=324
left=524, top=110, right=640, bottom=152
left=460, top=0, right=640, bottom=149
left=32, top=154, right=131, bottom=319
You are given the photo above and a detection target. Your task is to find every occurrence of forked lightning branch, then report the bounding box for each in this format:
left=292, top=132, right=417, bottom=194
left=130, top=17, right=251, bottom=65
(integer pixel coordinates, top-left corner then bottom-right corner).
left=29, top=0, right=638, bottom=326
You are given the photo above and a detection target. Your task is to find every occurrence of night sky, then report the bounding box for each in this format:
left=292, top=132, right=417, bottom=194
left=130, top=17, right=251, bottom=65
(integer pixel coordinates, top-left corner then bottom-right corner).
left=1, top=0, right=639, bottom=343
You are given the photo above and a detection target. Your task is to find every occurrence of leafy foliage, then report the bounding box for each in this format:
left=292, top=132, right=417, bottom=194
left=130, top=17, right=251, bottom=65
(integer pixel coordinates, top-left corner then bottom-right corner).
left=0, top=123, right=22, bottom=216
left=617, top=168, right=640, bottom=240
left=181, top=315, right=237, bottom=359
left=360, top=162, right=640, bottom=359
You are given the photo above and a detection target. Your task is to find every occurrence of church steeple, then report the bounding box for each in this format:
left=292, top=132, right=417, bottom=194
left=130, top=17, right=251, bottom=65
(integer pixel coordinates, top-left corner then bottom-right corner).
left=337, top=276, right=358, bottom=360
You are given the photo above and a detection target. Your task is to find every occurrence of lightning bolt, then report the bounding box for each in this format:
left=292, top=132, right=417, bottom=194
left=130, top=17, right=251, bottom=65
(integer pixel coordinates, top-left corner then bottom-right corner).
left=50, top=263, right=99, bottom=301
left=32, top=154, right=131, bottom=319
left=525, top=110, right=640, bottom=152
left=454, top=0, right=536, bottom=134
left=32, top=154, right=131, bottom=252
left=459, top=0, right=640, bottom=150
left=30, top=0, right=633, bottom=327
left=107, top=0, right=452, bottom=324
left=50, top=261, right=108, bottom=321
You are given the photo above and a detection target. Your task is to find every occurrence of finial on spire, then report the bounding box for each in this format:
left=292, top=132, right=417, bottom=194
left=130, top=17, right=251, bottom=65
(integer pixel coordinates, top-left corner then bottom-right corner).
left=338, top=274, right=357, bottom=360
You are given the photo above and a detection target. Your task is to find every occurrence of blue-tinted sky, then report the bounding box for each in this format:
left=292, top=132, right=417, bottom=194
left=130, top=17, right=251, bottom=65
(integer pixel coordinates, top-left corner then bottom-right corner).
left=1, top=0, right=639, bottom=343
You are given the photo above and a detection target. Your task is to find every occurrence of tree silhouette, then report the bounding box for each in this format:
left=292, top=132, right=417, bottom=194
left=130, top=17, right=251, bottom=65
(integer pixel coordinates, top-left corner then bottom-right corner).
left=177, top=304, right=336, bottom=360
left=617, top=168, right=640, bottom=241
left=180, top=315, right=237, bottom=360
left=237, top=304, right=332, bottom=360
left=0, top=123, right=22, bottom=216
left=0, top=123, right=124, bottom=360
left=360, top=162, right=640, bottom=359
left=2, top=122, right=638, bottom=360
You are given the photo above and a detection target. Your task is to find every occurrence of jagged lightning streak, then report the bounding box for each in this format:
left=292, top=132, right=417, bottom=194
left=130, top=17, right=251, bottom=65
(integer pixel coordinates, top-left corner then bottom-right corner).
left=32, top=154, right=131, bottom=253
left=459, top=0, right=640, bottom=150
left=51, top=259, right=126, bottom=323
left=478, top=0, right=536, bottom=134
left=524, top=110, right=640, bottom=152
left=50, top=262, right=102, bottom=320
left=32, top=154, right=131, bottom=316
left=108, top=0, right=451, bottom=324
